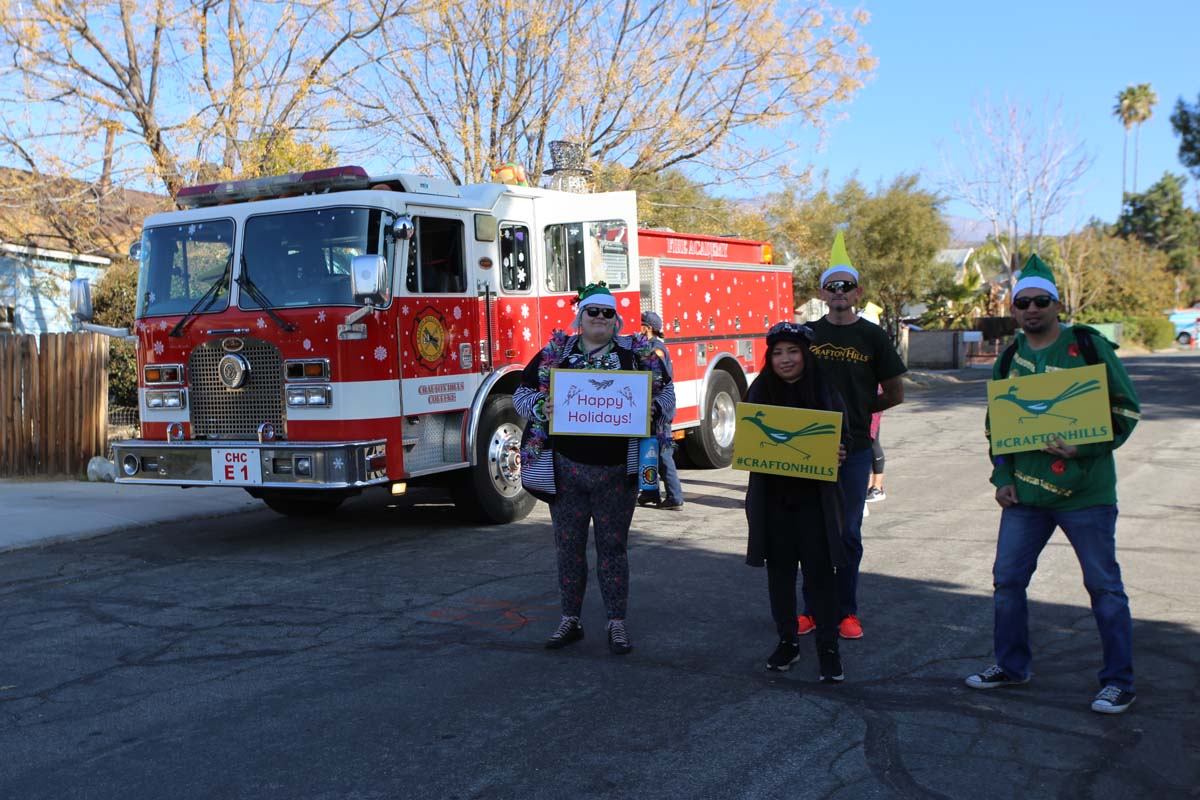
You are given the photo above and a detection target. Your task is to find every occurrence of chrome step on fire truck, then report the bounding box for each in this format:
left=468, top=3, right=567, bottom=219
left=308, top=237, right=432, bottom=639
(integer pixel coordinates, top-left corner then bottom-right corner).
left=72, top=166, right=793, bottom=522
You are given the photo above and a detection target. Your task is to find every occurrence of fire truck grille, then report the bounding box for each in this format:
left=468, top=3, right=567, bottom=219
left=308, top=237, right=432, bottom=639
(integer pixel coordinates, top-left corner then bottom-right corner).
left=189, top=338, right=284, bottom=439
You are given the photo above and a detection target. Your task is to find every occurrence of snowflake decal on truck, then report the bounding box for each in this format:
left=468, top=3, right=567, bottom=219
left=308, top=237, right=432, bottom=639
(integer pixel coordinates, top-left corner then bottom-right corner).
left=453, top=306, right=462, bottom=320
left=374, top=346, right=387, bottom=361
left=153, top=341, right=164, bottom=355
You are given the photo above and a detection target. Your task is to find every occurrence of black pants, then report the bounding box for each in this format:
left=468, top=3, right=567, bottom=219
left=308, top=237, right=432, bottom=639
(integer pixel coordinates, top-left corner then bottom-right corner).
left=765, top=502, right=840, bottom=649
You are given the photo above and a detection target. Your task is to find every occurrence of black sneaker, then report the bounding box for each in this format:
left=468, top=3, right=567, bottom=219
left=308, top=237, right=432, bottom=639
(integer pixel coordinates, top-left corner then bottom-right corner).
left=657, top=501, right=684, bottom=511
left=607, top=619, right=632, bottom=655
left=964, top=664, right=1030, bottom=689
left=636, top=492, right=660, bottom=507
left=545, top=616, right=584, bottom=650
left=1091, top=685, right=1136, bottom=714
left=766, top=639, right=801, bottom=671
left=818, top=648, right=844, bottom=683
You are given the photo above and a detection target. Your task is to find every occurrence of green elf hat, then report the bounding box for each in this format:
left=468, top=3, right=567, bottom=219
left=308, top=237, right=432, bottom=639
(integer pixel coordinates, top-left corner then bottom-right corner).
left=572, top=281, right=623, bottom=331
left=1013, top=254, right=1058, bottom=300
left=820, top=230, right=860, bottom=286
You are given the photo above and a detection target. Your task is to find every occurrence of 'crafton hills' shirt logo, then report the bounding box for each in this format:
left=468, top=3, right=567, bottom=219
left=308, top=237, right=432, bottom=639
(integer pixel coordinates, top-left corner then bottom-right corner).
left=810, top=342, right=870, bottom=364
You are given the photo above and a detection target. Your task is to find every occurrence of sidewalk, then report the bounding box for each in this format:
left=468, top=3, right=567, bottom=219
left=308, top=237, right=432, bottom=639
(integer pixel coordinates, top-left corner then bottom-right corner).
left=0, top=478, right=262, bottom=553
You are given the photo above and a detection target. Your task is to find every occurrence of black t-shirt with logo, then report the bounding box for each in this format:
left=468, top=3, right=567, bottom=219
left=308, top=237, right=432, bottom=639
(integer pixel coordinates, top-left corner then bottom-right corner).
left=808, top=317, right=906, bottom=449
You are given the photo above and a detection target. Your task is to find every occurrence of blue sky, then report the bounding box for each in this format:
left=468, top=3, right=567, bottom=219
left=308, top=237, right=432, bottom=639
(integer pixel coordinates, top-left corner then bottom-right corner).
left=786, top=0, right=1199, bottom=236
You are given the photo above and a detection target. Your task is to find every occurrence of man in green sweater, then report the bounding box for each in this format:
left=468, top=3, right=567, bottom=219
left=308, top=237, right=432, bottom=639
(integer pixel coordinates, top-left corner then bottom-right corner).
left=965, top=255, right=1142, bottom=714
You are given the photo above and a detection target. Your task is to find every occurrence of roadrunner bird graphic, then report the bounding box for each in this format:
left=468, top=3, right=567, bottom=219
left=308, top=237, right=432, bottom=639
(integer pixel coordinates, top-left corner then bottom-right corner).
left=563, top=385, right=580, bottom=406
left=742, top=411, right=837, bottom=459
left=995, top=379, right=1102, bottom=424
left=619, top=386, right=637, bottom=407
left=588, top=378, right=615, bottom=389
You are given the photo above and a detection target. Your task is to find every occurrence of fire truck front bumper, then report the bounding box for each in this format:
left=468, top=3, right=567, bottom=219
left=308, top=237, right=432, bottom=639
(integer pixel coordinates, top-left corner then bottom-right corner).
left=111, top=439, right=389, bottom=489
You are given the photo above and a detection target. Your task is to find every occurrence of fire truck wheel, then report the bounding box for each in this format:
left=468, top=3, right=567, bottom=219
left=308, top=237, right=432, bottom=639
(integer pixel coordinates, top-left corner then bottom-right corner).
left=257, top=490, right=347, bottom=516
left=452, top=394, right=536, bottom=524
left=684, top=370, right=739, bottom=468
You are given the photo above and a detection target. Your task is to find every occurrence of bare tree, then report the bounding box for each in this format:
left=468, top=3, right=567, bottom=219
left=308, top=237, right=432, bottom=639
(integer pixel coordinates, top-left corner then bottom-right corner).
left=350, top=0, right=876, bottom=185
left=0, top=0, right=415, bottom=198
left=940, top=96, right=1094, bottom=286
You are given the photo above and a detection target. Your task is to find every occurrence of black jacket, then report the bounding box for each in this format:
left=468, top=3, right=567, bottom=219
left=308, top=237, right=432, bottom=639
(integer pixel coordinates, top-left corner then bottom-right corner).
left=743, top=372, right=850, bottom=568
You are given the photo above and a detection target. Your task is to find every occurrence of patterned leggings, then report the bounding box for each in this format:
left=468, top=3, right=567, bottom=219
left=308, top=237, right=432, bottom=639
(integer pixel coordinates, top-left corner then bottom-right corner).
left=549, top=453, right=638, bottom=620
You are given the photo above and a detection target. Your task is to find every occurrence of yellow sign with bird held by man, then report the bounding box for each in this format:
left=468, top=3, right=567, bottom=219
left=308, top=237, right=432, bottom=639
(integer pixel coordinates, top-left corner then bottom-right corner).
left=732, top=403, right=842, bottom=482
left=987, top=364, right=1112, bottom=455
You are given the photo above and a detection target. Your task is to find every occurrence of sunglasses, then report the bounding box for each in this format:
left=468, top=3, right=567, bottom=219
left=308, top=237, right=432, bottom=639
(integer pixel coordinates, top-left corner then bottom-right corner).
left=584, top=306, right=616, bottom=319
left=767, top=321, right=813, bottom=339
left=822, top=280, right=858, bottom=294
left=1013, top=295, right=1055, bottom=310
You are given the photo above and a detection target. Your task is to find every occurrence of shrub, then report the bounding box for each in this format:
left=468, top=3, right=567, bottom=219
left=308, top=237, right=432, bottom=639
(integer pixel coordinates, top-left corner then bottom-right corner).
left=91, top=260, right=139, bottom=408
left=1128, top=316, right=1176, bottom=350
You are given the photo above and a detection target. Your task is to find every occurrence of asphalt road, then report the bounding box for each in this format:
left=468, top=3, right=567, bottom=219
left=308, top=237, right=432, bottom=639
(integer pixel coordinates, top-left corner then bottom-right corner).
left=1, top=351, right=1198, bottom=800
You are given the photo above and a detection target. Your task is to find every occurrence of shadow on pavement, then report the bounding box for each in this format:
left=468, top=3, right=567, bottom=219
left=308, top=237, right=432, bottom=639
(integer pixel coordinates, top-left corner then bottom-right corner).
left=0, top=496, right=1195, bottom=800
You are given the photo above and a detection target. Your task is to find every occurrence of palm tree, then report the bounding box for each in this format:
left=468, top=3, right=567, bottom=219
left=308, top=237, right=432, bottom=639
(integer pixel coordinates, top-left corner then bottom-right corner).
left=1113, top=86, right=1138, bottom=200
left=1131, top=83, right=1158, bottom=193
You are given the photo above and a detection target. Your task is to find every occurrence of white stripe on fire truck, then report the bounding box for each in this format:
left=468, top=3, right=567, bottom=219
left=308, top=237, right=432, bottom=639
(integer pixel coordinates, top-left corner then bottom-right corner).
left=288, top=379, right=402, bottom=421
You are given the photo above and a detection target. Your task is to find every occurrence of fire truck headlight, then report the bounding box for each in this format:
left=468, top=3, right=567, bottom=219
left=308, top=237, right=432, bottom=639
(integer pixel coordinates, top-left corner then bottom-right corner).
left=293, top=456, right=313, bottom=477
left=287, top=387, right=308, bottom=406
left=305, top=387, right=331, bottom=406
left=122, top=454, right=140, bottom=476
left=146, top=389, right=186, bottom=409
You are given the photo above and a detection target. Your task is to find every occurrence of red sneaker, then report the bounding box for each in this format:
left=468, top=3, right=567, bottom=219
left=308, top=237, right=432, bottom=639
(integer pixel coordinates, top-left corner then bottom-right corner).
left=839, top=615, right=863, bottom=639
left=796, top=614, right=816, bottom=636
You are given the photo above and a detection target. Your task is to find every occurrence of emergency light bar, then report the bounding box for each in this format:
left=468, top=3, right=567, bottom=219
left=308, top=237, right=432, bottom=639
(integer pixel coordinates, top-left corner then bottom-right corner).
left=175, top=166, right=371, bottom=209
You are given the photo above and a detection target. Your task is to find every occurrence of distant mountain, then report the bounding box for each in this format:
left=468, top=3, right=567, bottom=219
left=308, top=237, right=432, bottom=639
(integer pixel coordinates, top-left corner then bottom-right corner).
left=945, top=215, right=992, bottom=246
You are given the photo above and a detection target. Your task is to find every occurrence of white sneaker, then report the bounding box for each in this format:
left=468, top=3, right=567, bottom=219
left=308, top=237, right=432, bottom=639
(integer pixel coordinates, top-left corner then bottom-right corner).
left=863, top=503, right=870, bottom=518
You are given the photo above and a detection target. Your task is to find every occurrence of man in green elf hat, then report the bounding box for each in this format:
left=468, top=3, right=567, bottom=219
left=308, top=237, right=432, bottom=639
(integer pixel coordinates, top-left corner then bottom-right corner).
left=797, top=230, right=907, bottom=641
left=965, top=254, right=1143, bottom=715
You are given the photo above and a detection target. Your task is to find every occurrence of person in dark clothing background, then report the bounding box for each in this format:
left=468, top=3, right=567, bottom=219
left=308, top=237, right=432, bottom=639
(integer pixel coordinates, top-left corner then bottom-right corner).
left=744, top=321, right=850, bottom=683
left=637, top=310, right=684, bottom=510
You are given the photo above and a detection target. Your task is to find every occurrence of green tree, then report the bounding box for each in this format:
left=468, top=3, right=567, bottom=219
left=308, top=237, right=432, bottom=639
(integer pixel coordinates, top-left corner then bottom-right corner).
left=848, top=175, right=951, bottom=340
left=1169, top=93, right=1200, bottom=182
left=1129, top=83, right=1159, bottom=193
left=1114, top=86, right=1139, bottom=199
left=918, top=264, right=986, bottom=330
left=1114, top=172, right=1200, bottom=305
left=90, top=259, right=139, bottom=408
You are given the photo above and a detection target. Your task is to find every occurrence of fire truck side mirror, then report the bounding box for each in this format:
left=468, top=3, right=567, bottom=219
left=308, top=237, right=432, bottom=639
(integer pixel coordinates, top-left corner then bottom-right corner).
left=70, top=278, right=94, bottom=321
left=350, top=255, right=388, bottom=305
left=390, top=216, right=415, bottom=241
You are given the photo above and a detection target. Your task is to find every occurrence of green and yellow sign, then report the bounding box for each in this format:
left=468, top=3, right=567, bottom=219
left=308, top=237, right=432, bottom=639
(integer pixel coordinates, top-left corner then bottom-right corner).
left=987, top=364, right=1111, bottom=455
left=731, top=403, right=842, bottom=482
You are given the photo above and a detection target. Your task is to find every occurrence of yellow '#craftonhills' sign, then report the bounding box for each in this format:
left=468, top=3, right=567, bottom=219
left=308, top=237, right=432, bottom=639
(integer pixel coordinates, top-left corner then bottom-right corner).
left=731, top=402, right=842, bottom=482
left=987, top=364, right=1112, bottom=455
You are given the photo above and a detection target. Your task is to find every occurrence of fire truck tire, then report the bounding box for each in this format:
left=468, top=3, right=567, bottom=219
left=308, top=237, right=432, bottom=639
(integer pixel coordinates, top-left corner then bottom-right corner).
left=257, top=490, right=347, bottom=516
left=684, top=370, right=739, bottom=469
left=452, top=394, right=536, bottom=524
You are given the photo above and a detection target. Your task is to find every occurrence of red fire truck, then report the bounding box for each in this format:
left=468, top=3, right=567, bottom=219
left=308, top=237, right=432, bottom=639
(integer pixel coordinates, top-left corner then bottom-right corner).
left=73, top=166, right=792, bottom=522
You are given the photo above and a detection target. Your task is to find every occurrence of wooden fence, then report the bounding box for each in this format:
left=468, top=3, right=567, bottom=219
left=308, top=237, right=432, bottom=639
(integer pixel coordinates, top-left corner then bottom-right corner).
left=0, top=333, right=109, bottom=477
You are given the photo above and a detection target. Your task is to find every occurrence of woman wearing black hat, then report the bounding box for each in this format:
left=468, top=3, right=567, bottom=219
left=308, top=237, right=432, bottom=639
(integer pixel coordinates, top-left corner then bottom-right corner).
left=744, top=321, right=850, bottom=682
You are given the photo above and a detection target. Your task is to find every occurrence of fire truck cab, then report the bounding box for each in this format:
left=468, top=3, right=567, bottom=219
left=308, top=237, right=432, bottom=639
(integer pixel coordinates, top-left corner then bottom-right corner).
left=74, top=166, right=792, bottom=523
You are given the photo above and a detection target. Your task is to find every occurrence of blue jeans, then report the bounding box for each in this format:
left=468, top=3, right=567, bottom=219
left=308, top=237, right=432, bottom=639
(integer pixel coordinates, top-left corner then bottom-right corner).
left=803, top=445, right=871, bottom=618
left=660, top=445, right=683, bottom=505
left=993, top=504, right=1133, bottom=691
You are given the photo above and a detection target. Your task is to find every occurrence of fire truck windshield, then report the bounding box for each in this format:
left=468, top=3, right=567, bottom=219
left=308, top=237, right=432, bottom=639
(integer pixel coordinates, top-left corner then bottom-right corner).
left=239, top=207, right=392, bottom=309
left=137, top=220, right=234, bottom=319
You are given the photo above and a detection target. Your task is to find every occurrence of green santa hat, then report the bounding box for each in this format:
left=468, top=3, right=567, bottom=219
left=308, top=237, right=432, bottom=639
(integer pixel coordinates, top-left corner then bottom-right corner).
left=572, top=282, right=623, bottom=331
left=820, top=230, right=859, bottom=285
left=1013, top=254, right=1058, bottom=300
